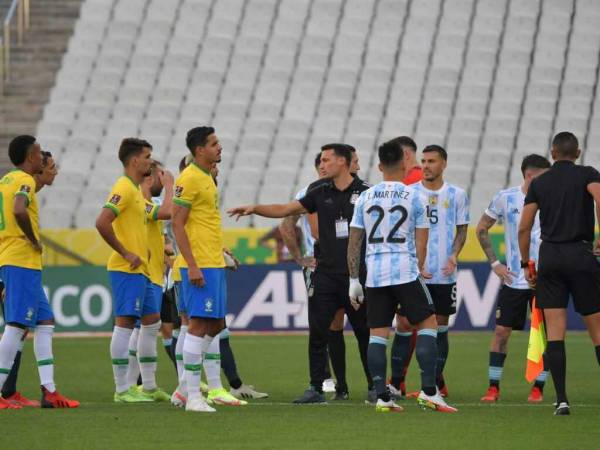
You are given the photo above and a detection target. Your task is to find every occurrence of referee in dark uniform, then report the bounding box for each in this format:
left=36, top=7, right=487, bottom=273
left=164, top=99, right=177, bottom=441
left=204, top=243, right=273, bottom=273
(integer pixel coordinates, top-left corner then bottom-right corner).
left=227, top=144, right=373, bottom=403
left=518, top=132, right=600, bottom=416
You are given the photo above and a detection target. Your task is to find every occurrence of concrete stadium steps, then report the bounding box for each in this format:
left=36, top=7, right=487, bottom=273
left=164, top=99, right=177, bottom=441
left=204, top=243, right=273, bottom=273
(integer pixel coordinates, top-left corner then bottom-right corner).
left=0, top=0, right=82, bottom=173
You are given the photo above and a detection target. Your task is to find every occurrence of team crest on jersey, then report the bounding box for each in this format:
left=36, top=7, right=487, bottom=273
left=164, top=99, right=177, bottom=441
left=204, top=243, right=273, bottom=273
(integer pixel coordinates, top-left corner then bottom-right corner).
left=443, top=199, right=450, bottom=209
left=429, top=195, right=438, bottom=205
left=350, top=192, right=360, bottom=204
left=145, top=203, right=154, bottom=214
left=205, top=298, right=214, bottom=313
left=19, top=184, right=31, bottom=194
left=174, top=186, right=184, bottom=198
left=109, top=194, right=121, bottom=205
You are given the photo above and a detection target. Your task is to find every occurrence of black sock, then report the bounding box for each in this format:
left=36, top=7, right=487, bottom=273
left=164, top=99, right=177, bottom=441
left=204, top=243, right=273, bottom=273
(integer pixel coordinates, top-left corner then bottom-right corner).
left=546, top=340, right=568, bottom=404
left=489, top=351, right=507, bottom=388
left=137, top=374, right=142, bottom=386
left=367, top=337, right=389, bottom=401
left=415, top=330, right=438, bottom=396
left=170, top=336, right=178, bottom=365
left=328, top=330, right=347, bottom=392
left=390, top=332, right=411, bottom=389
left=324, top=346, right=332, bottom=380
left=595, top=345, right=600, bottom=366
left=436, top=327, right=449, bottom=386
left=163, top=341, right=177, bottom=372
left=220, top=334, right=243, bottom=389
left=1, top=350, right=21, bottom=397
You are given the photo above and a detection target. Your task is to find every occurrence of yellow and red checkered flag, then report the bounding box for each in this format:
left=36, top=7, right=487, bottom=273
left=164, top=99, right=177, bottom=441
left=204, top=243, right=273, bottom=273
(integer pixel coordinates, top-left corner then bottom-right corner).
left=526, top=261, right=546, bottom=382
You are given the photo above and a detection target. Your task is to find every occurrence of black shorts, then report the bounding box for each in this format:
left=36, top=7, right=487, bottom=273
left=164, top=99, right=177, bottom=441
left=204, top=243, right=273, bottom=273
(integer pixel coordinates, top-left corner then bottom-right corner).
left=537, top=241, right=600, bottom=316
left=426, top=283, right=457, bottom=316
left=367, top=278, right=435, bottom=328
left=161, top=287, right=179, bottom=324
left=495, top=285, right=533, bottom=330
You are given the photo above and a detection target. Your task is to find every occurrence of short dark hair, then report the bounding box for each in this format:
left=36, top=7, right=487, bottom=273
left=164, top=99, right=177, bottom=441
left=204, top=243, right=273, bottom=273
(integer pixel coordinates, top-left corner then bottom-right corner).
left=422, top=144, right=447, bottom=161
left=42, top=151, right=53, bottom=167
left=314, top=152, right=321, bottom=168
left=521, top=154, right=551, bottom=176
left=186, top=127, right=215, bottom=154
left=118, top=138, right=151, bottom=165
left=386, top=136, right=417, bottom=153
left=9, top=135, right=36, bottom=166
left=552, top=131, right=579, bottom=158
left=321, top=143, right=352, bottom=166
left=178, top=156, right=188, bottom=173
left=378, top=140, right=403, bottom=168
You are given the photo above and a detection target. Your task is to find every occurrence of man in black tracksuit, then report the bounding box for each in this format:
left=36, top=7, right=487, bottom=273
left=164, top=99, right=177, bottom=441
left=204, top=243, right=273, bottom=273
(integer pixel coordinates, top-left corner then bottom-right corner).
left=227, top=143, right=373, bottom=403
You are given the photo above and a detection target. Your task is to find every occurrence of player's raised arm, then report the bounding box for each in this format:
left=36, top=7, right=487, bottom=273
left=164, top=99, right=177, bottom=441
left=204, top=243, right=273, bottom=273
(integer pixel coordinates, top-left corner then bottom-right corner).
left=13, top=189, right=41, bottom=253
left=95, top=207, right=141, bottom=270
left=156, top=168, right=174, bottom=220
left=227, top=200, right=307, bottom=220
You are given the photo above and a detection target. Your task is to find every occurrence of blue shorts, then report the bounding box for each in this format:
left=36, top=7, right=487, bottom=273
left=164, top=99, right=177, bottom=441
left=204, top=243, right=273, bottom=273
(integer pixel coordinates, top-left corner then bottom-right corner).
left=108, top=272, right=160, bottom=318
left=0, top=265, right=54, bottom=326
left=174, top=281, right=186, bottom=314
left=181, top=268, right=227, bottom=319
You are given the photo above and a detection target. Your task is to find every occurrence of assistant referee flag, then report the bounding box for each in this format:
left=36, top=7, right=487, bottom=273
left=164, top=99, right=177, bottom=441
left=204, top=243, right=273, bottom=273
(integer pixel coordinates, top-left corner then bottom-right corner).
left=526, top=262, right=546, bottom=382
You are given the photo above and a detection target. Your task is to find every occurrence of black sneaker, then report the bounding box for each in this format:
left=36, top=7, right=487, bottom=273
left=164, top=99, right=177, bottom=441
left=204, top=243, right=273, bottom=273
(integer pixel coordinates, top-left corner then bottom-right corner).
left=554, top=402, right=570, bottom=416
left=331, top=390, right=349, bottom=401
left=292, top=389, right=326, bottom=404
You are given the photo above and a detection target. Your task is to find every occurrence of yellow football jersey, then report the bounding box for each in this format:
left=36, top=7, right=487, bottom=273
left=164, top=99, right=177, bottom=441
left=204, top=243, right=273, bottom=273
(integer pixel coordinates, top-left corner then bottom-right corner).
left=0, top=169, right=42, bottom=270
left=172, top=253, right=183, bottom=282
left=173, top=163, right=225, bottom=268
left=145, top=199, right=163, bottom=286
left=103, top=176, right=150, bottom=275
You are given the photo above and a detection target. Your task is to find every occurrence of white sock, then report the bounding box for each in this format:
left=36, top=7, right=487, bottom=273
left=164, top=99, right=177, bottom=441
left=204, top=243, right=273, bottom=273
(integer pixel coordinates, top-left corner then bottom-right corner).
left=0, top=325, right=26, bottom=390
left=126, top=328, right=140, bottom=388
left=138, top=320, right=160, bottom=391
left=34, top=325, right=56, bottom=393
left=111, top=326, right=133, bottom=394
left=176, top=325, right=187, bottom=391
left=183, top=333, right=205, bottom=396
left=204, top=334, right=222, bottom=390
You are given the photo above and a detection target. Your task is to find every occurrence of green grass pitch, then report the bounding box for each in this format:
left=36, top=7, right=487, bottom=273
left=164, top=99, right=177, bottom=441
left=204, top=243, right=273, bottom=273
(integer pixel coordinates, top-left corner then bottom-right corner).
left=2, top=332, right=599, bottom=449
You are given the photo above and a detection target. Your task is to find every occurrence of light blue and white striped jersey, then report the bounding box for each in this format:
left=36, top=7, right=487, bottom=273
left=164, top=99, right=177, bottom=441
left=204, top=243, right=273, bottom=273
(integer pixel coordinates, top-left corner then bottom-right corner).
left=295, top=186, right=315, bottom=258
left=413, top=182, right=470, bottom=284
left=485, top=185, right=541, bottom=290
left=350, top=181, right=429, bottom=288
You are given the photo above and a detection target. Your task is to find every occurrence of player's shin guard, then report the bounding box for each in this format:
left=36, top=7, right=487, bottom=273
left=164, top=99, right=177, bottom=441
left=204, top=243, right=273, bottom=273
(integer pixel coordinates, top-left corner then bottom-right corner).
left=204, top=335, right=222, bottom=390
left=1, top=339, right=24, bottom=398
left=183, top=334, right=207, bottom=397
left=390, top=331, right=412, bottom=388
left=546, top=340, right=568, bottom=404
left=111, top=326, right=133, bottom=393
left=367, top=336, right=389, bottom=401
left=220, top=329, right=242, bottom=389
left=0, top=325, right=26, bottom=391
left=34, top=325, right=56, bottom=393
left=415, top=329, right=438, bottom=396
left=138, top=321, right=161, bottom=391
left=126, top=328, right=140, bottom=388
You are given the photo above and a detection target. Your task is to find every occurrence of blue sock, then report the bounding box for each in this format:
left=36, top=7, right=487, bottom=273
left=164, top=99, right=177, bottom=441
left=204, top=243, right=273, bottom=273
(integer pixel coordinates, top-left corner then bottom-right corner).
left=367, top=336, right=389, bottom=401
left=489, top=352, right=506, bottom=388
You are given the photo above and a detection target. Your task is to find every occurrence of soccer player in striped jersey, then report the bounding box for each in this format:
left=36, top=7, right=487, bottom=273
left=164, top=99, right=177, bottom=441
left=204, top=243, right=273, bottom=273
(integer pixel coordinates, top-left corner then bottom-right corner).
left=476, top=154, right=551, bottom=403
left=410, top=145, right=469, bottom=397
left=96, top=138, right=170, bottom=403
left=0, top=136, right=79, bottom=409
left=347, top=140, right=457, bottom=413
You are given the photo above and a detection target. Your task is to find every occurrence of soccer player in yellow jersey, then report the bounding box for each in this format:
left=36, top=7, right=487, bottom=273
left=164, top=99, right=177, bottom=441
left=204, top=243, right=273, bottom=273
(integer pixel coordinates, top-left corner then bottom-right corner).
left=95, top=138, right=169, bottom=403
left=124, top=161, right=175, bottom=390
left=172, top=127, right=244, bottom=412
left=0, top=136, right=79, bottom=410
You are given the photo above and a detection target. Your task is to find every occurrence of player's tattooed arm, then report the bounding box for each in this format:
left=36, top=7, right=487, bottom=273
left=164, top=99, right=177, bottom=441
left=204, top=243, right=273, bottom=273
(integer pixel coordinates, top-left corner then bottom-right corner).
left=452, top=224, right=469, bottom=257
left=347, top=227, right=364, bottom=279
left=476, top=214, right=498, bottom=263
left=279, top=215, right=314, bottom=268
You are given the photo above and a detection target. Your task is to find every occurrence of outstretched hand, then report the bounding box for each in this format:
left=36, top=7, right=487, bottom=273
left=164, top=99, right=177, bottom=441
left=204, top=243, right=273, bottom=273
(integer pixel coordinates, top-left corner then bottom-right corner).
left=227, top=205, right=255, bottom=221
